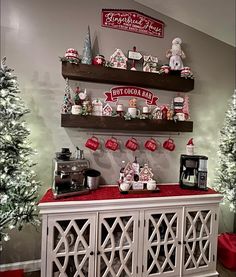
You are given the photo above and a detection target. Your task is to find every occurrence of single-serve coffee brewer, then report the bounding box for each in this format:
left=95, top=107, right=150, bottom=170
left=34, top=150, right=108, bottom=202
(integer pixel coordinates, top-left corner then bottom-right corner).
left=179, top=154, right=208, bottom=190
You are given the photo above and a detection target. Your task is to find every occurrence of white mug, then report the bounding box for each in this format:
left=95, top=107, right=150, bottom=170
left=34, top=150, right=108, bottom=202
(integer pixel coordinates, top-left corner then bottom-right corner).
left=176, top=112, right=185, bottom=121
left=71, top=105, right=82, bottom=115
left=66, top=232, right=75, bottom=246
left=147, top=179, right=157, bottom=190
left=116, top=104, right=123, bottom=112
left=186, top=145, right=194, bottom=155
left=142, top=106, right=150, bottom=114
left=128, top=107, right=141, bottom=118
left=120, top=182, right=131, bottom=191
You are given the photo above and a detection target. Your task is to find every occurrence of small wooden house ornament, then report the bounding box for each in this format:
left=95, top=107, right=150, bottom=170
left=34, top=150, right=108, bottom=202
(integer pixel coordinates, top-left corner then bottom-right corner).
left=92, top=99, right=103, bottom=116
left=139, top=164, right=153, bottom=182
left=102, top=103, right=113, bottom=116
left=110, top=49, right=128, bottom=69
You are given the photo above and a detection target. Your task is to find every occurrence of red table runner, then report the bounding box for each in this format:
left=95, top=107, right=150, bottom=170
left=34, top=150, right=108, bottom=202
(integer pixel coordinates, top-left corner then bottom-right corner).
left=39, top=184, right=219, bottom=204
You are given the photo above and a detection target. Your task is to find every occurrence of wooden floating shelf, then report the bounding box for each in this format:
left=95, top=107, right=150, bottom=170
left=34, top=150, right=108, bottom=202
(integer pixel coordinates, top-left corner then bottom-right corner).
left=62, top=62, right=194, bottom=92
left=61, top=114, right=193, bottom=132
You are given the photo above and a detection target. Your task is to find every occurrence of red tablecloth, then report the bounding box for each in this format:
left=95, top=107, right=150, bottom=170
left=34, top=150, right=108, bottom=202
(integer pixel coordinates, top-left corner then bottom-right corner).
left=39, top=184, right=219, bottom=204
left=0, top=270, right=24, bottom=277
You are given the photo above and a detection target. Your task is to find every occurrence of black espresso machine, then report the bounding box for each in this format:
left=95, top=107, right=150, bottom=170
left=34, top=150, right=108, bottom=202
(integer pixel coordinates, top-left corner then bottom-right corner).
left=52, top=148, right=90, bottom=198
left=179, top=154, right=208, bottom=190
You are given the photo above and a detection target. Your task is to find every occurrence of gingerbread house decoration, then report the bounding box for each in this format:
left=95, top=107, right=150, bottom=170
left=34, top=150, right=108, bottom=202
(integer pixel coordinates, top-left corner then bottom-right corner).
left=143, top=55, right=159, bottom=72
left=124, top=162, right=134, bottom=177
left=152, top=106, right=162, bottom=119
left=102, top=103, right=113, bottom=116
left=110, top=49, right=127, bottom=69
left=139, top=164, right=153, bottom=182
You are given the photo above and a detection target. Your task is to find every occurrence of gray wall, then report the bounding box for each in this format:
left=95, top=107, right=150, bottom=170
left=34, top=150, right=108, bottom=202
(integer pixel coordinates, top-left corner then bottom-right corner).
left=1, top=0, right=235, bottom=264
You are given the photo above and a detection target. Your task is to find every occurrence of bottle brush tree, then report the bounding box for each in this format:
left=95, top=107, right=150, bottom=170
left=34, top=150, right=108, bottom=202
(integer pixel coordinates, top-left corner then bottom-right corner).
left=214, top=90, right=236, bottom=213
left=0, top=57, right=40, bottom=242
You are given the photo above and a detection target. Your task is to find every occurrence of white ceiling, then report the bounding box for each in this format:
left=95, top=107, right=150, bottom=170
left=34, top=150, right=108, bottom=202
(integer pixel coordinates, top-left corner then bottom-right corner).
left=134, top=0, right=235, bottom=47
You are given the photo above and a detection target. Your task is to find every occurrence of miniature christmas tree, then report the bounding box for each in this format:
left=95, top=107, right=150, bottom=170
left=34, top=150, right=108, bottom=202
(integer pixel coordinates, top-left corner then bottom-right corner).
left=61, top=78, right=73, bottom=114
left=0, top=58, right=40, bottom=242
left=81, top=26, right=92, bottom=64
left=214, top=90, right=236, bottom=212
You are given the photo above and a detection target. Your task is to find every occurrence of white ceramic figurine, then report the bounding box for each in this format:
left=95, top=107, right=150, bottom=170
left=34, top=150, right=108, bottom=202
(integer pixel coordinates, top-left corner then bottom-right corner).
left=166, top=37, right=186, bottom=70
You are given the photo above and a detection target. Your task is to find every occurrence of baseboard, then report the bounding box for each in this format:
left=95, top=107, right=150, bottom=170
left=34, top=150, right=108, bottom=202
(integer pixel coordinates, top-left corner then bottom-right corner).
left=0, top=259, right=41, bottom=273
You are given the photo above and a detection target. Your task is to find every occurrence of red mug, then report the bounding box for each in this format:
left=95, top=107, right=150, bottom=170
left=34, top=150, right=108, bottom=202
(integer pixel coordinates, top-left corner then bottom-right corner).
left=105, top=137, right=119, bottom=151
left=85, top=136, right=100, bottom=151
left=145, top=138, right=158, bottom=152
left=125, top=137, right=138, bottom=151
left=163, top=138, right=175, bottom=151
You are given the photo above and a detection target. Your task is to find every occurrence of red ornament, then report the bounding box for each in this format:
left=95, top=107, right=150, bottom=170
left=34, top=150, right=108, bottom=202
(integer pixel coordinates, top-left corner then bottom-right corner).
left=65, top=48, right=79, bottom=62
left=92, top=54, right=106, bottom=66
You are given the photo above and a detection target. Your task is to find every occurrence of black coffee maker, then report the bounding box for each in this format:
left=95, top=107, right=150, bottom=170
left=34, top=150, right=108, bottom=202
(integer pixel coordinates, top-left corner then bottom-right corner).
left=179, top=155, right=208, bottom=190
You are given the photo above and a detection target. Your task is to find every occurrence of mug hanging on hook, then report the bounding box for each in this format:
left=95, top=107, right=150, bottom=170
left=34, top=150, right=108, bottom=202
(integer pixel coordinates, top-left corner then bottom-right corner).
left=163, top=137, right=175, bottom=151
left=145, top=138, right=159, bottom=152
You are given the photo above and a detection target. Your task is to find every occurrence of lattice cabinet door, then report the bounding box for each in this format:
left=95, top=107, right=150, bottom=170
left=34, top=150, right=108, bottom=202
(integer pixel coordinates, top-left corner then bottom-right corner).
left=143, top=208, right=182, bottom=276
left=182, top=206, right=218, bottom=276
left=97, top=211, right=139, bottom=277
left=47, top=213, right=96, bottom=277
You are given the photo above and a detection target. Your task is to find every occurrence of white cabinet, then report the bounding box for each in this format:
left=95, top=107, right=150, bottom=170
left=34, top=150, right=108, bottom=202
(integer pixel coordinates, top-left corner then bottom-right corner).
left=143, top=208, right=182, bottom=276
left=182, top=206, right=218, bottom=276
left=47, top=213, right=96, bottom=277
left=39, top=186, right=222, bottom=277
left=97, top=211, right=139, bottom=277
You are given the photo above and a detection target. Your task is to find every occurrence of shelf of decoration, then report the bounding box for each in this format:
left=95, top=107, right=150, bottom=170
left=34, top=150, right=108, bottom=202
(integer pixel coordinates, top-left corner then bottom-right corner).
left=61, top=114, right=193, bottom=132
left=62, top=62, right=194, bottom=92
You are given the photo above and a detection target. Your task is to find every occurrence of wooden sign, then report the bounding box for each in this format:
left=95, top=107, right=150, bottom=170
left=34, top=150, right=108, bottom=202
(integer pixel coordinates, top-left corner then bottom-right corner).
left=104, top=86, right=158, bottom=106
left=128, top=48, right=142, bottom=60
left=101, top=9, right=164, bottom=38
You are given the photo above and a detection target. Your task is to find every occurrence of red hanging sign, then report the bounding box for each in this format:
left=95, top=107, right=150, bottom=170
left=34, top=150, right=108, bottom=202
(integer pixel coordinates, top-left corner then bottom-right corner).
left=101, top=9, right=164, bottom=38
left=104, top=86, right=158, bottom=106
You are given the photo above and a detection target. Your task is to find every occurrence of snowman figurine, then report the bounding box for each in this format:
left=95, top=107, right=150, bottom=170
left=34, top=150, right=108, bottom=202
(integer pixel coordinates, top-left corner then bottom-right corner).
left=166, top=38, right=186, bottom=70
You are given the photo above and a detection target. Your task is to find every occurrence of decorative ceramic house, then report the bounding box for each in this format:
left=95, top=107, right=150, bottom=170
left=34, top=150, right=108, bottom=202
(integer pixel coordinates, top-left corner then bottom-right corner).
left=143, top=55, right=159, bottom=72
left=139, top=164, right=153, bottom=182
left=92, top=99, right=103, bottom=116
left=152, top=106, right=162, bottom=119
left=102, top=103, right=113, bottom=116
left=110, top=49, right=128, bottom=69
left=161, top=105, right=168, bottom=120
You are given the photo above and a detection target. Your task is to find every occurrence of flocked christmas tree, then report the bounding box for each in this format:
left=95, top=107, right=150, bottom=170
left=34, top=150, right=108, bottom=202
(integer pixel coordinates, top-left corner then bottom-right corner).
left=0, top=57, right=40, bottom=242
left=81, top=26, right=92, bottom=64
left=214, top=90, right=236, bottom=212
